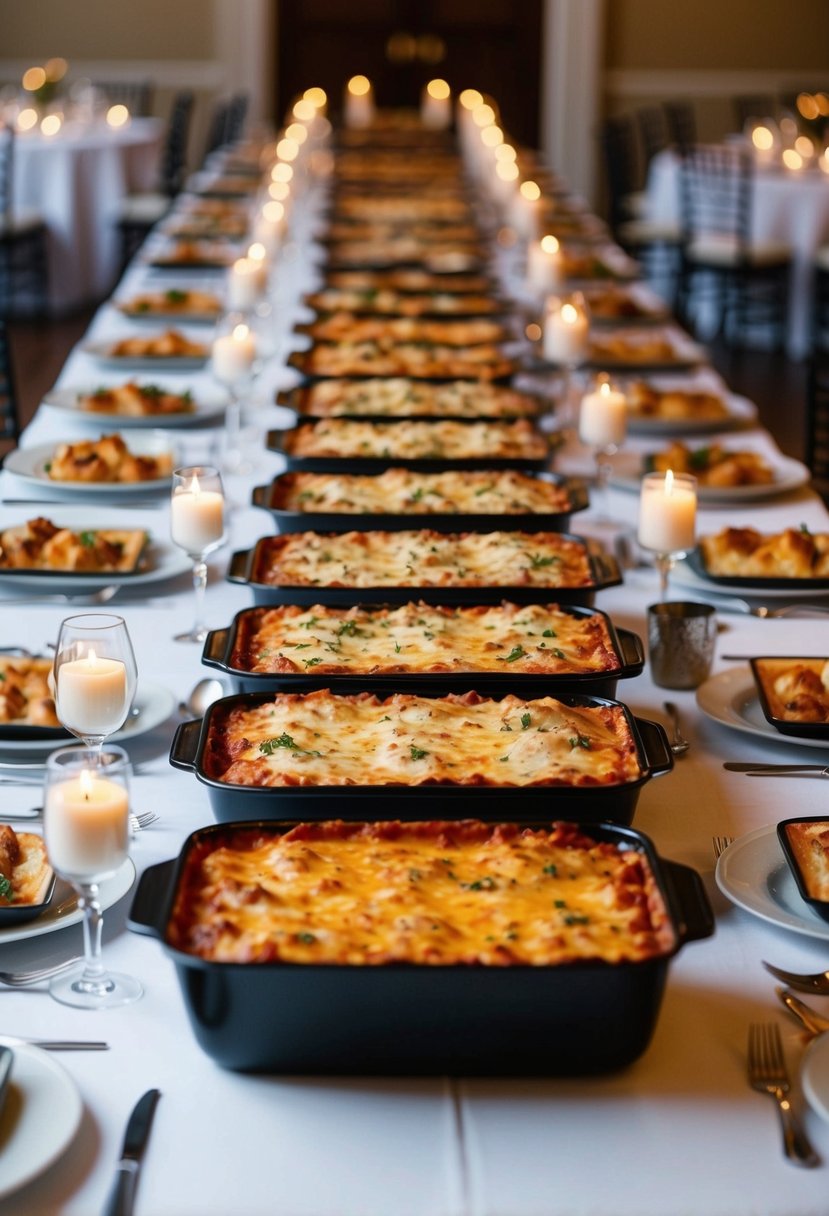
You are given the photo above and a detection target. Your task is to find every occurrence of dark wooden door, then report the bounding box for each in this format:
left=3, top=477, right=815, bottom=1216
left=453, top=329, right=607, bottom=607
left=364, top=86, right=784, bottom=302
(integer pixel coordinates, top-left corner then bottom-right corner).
left=276, top=0, right=543, bottom=146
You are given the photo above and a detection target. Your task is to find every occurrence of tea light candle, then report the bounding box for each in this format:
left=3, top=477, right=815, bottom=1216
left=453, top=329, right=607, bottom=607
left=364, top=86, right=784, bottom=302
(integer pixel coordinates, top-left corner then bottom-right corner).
left=344, top=75, right=374, bottom=129
left=171, top=471, right=225, bottom=554
left=212, top=322, right=256, bottom=384
left=57, top=650, right=128, bottom=736
left=542, top=297, right=590, bottom=365
left=227, top=258, right=263, bottom=312
left=45, top=767, right=128, bottom=880
left=422, top=79, right=451, bottom=129
left=638, top=469, right=697, bottom=553
left=579, top=380, right=627, bottom=448
left=527, top=235, right=562, bottom=295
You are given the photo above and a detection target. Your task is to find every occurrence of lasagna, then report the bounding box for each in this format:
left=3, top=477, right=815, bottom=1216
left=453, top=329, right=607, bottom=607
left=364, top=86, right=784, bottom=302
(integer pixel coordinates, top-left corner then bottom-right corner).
left=270, top=469, right=571, bottom=516
left=332, top=196, right=470, bottom=220
left=282, top=419, right=547, bottom=461
left=299, top=314, right=507, bottom=347
left=324, top=222, right=480, bottom=244
left=699, top=527, right=829, bottom=579
left=783, top=821, right=829, bottom=901
left=588, top=331, right=681, bottom=365
left=163, top=214, right=249, bottom=240
left=203, top=689, right=643, bottom=790
left=47, top=433, right=174, bottom=484
left=0, top=826, right=52, bottom=907
left=167, top=819, right=672, bottom=966
left=248, top=529, right=594, bottom=590
left=582, top=286, right=660, bottom=320
left=645, top=443, right=773, bottom=488
left=107, top=330, right=207, bottom=360
left=0, top=657, right=60, bottom=727
left=0, top=517, right=147, bottom=573
left=117, top=289, right=222, bottom=317
left=77, top=382, right=195, bottom=417
left=290, top=378, right=540, bottom=419
left=625, top=381, right=728, bottom=423
left=303, top=290, right=501, bottom=318
left=230, top=602, right=621, bottom=677
left=752, top=658, right=829, bottom=723
left=294, top=341, right=513, bottom=380
left=327, top=245, right=482, bottom=273
left=324, top=271, right=492, bottom=295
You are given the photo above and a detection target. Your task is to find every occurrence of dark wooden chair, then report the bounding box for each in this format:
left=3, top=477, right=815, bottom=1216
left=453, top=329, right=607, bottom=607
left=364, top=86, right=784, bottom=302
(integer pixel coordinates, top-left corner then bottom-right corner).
left=677, top=144, right=791, bottom=346
left=91, top=79, right=154, bottom=117
left=202, top=92, right=250, bottom=163
left=663, top=100, right=697, bottom=152
left=0, top=320, right=20, bottom=445
left=733, top=96, right=776, bottom=130
left=806, top=355, right=829, bottom=502
left=814, top=246, right=829, bottom=352
left=636, top=106, right=669, bottom=169
left=0, top=124, right=49, bottom=318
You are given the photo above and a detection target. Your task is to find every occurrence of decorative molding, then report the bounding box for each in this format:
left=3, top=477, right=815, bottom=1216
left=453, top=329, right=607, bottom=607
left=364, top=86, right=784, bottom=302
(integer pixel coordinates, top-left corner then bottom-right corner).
left=0, top=58, right=227, bottom=90
left=605, top=68, right=829, bottom=98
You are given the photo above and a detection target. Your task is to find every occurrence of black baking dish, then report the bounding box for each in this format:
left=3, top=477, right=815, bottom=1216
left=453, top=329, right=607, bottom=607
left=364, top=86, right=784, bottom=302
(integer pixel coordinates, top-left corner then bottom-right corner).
left=128, top=817, right=710, bottom=1074
left=299, top=292, right=511, bottom=322
left=226, top=532, right=622, bottom=608
left=749, top=657, right=829, bottom=740
left=685, top=548, right=829, bottom=593
left=201, top=602, right=644, bottom=698
left=292, top=316, right=512, bottom=346
left=169, top=688, right=672, bottom=825
left=250, top=472, right=587, bottom=534
left=274, top=382, right=547, bottom=422
left=319, top=271, right=498, bottom=296
left=0, top=871, right=56, bottom=926
left=266, top=423, right=551, bottom=474
left=285, top=349, right=518, bottom=386
left=777, top=817, right=829, bottom=923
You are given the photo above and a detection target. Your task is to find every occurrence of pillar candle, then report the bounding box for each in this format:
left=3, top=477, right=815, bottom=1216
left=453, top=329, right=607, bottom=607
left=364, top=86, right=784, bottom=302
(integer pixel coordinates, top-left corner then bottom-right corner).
left=579, top=381, right=627, bottom=448
left=56, top=650, right=128, bottom=736
left=542, top=298, right=590, bottom=365
left=344, top=76, right=374, bottom=129
left=212, top=323, right=256, bottom=385
left=227, top=258, right=263, bottom=312
left=638, top=470, right=697, bottom=553
left=527, top=235, right=562, bottom=295
left=45, top=768, right=128, bottom=880
left=171, top=472, right=225, bottom=554
left=421, top=79, right=451, bottom=130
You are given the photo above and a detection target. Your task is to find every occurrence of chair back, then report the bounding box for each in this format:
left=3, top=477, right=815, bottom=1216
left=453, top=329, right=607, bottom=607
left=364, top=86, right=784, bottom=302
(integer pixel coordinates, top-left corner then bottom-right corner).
left=663, top=100, right=696, bottom=152
left=598, top=115, right=639, bottom=233
left=92, top=79, right=154, bottom=116
left=225, top=93, right=249, bottom=144
left=733, top=95, right=776, bottom=129
left=0, top=124, right=13, bottom=222
left=806, top=356, right=829, bottom=501
left=160, top=90, right=194, bottom=197
left=203, top=93, right=249, bottom=163
left=678, top=144, right=753, bottom=250
left=636, top=106, right=668, bottom=167
left=0, top=321, right=20, bottom=442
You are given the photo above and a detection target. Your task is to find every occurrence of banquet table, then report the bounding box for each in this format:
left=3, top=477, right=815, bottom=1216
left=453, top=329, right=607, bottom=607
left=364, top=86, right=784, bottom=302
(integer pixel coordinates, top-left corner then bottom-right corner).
left=11, top=118, right=162, bottom=312
left=2, top=191, right=829, bottom=1216
left=646, top=144, right=829, bottom=358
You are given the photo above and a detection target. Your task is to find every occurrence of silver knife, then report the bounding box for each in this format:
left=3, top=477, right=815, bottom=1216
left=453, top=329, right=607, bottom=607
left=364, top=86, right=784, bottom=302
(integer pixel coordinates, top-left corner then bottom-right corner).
left=102, top=1088, right=160, bottom=1216
left=723, top=762, right=829, bottom=774
left=0, top=1045, right=13, bottom=1119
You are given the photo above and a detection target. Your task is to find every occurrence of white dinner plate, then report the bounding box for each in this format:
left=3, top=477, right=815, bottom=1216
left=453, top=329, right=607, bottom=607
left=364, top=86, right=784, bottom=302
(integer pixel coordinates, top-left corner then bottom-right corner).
left=0, top=1037, right=82, bottom=1200
left=672, top=557, right=829, bottom=601
left=609, top=449, right=810, bottom=501
left=716, top=826, right=829, bottom=941
left=0, top=858, right=135, bottom=946
left=41, top=386, right=227, bottom=429
left=113, top=299, right=222, bottom=325
left=696, top=667, right=829, bottom=752
left=3, top=434, right=176, bottom=497
left=802, top=1034, right=829, bottom=1122
left=584, top=281, right=671, bottom=326
left=626, top=392, right=758, bottom=436
left=82, top=340, right=209, bottom=371
left=0, top=681, right=175, bottom=755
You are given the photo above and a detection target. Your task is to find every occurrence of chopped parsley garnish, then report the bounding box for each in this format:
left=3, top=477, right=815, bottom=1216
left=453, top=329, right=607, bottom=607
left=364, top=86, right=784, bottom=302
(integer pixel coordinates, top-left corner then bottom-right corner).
left=0, top=875, right=12, bottom=901
left=259, top=733, right=321, bottom=757
left=79, top=531, right=96, bottom=547
left=521, top=712, right=532, bottom=730
left=551, top=648, right=565, bottom=659
left=408, top=869, right=422, bottom=882
left=303, top=657, right=322, bottom=668
left=473, top=482, right=495, bottom=496
left=410, top=487, right=425, bottom=502
left=542, top=863, right=558, bottom=876
left=499, top=645, right=526, bottom=663
left=165, top=288, right=188, bottom=304
left=336, top=619, right=361, bottom=638
left=542, top=628, right=557, bottom=638
left=528, top=553, right=560, bottom=569
left=299, top=615, right=319, bottom=629
left=294, top=643, right=311, bottom=650
left=554, top=899, right=567, bottom=909
left=461, top=877, right=497, bottom=891
left=410, top=744, right=428, bottom=761
left=564, top=914, right=590, bottom=926
left=394, top=641, right=401, bottom=653
left=569, top=734, right=591, bottom=750
left=296, top=932, right=317, bottom=944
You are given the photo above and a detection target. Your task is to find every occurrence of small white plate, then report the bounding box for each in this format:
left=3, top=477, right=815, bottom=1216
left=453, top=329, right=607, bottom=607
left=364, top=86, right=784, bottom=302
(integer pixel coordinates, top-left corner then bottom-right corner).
left=696, top=667, right=829, bottom=752
left=0, top=856, right=134, bottom=946
left=802, top=1034, right=829, bottom=1122
left=0, top=681, right=175, bottom=755
left=82, top=340, right=209, bottom=372
left=626, top=392, right=758, bottom=436
left=673, top=558, right=829, bottom=601
left=0, top=1037, right=82, bottom=1200
left=716, top=826, right=829, bottom=941
left=4, top=434, right=176, bottom=497
left=41, top=386, right=227, bottom=429
left=609, top=449, right=810, bottom=501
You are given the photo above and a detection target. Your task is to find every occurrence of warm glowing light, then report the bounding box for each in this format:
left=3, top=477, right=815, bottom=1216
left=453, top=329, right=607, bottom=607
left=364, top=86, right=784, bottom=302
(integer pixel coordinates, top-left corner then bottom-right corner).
left=292, top=98, right=316, bottom=122
left=795, top=134, right=814, bottom=157
left=495, top=143, right=517, bottom=163
left=520, top=180, right=541, bottom=202
left=271, top=162, right=293, bottom=182
left=285, top=122, right=308, bottom=144
left=347, top=75, right=371, bottom=97
left=45, top=57, right=67, bottom=81
left=106, top=104, right=129, bottom=128
left=79, top=767, right=95, bottom=798
left=262, top=201, right=284, bottom=223
left=782, top=148, right=803, bottom=170
left=459, top=89, right=483, bottom=110
left=751, top=125, right=774, bottom=151
left=22, top=66, right=46, bottom=91
left=819, top=151, right=829, bottom=175
left=232, top=323, right=250, bottom=342
left=303, top=86, right=327, bottom=108
left=561, top=303, right=579, bottom=325
left=40, top=114, right=62, bottom=136
left=816, top=93, right=829, bottom=117
left=780, top=116, right=798, bottom=139
left=495, top=161, right=519, bottom=183
left=189, top=473, right=202, bottom=496
left=276, top=137, right=299, bottom=161
left=248, top=242, right=267, bottom=262
left=665, top=468, right=675, bottom=495
left=426, top=78, right=450, bottom=100
left=540, top=235, right=560, bottom=255
left=268, top=180, right=290, bottom=201
left=481, top=124, right=503, bottom=148
left=797, top=92, right=820, bottom=121
left=525, top=322, right=542, bottom=342
left=472, top=103, right=495, bottom=127
left=16, top=107, right=37, bottom=131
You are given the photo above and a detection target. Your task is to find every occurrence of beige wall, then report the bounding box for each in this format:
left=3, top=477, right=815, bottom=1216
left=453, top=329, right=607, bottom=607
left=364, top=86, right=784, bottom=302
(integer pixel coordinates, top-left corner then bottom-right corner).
left=1, top=0, right=216, bottom=60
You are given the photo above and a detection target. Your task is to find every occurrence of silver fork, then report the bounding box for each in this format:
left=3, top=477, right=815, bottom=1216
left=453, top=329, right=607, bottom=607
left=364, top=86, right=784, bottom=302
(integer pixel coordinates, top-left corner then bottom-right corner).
left=747, top=1022, right=820, bottom=1167
left=0, top=809, right=158, bottom=833
left=0, top=586, right=119, bottom=608
left=0, top=957, right=81, bottom=987
left=712, top=834, right=734, bottom=860
left=663, top=702, right=690, bottom=755
left=764, top=961, right=829, bottom=995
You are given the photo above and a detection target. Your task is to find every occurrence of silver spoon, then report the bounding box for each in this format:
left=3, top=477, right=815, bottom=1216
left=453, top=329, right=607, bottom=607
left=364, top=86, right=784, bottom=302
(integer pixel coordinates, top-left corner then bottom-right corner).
left=776, top=987, right=829, bottom=1038
left=662, top=701, right=690, bottom=755
left=178, top=677, right=225, bottom=718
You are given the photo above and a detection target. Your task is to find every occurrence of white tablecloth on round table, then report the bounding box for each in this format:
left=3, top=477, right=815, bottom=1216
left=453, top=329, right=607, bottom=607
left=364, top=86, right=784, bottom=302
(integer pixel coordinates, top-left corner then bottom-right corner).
left=646, top=146, right=829, bottom=358
left=12, top=118, right=162, bottom=312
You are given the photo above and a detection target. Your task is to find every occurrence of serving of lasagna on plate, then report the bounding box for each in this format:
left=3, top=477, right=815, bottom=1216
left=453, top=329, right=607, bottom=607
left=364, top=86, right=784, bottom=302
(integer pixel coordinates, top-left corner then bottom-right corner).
left=0, top=657, right=60, bottom=727
left=76, top=383, right=196, bottom=417
left=0, top=517, right=148, bottom=573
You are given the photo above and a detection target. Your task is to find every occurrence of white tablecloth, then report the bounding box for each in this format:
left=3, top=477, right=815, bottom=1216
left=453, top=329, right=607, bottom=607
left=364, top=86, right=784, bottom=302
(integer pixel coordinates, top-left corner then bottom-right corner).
left=646, top=146, right=829, bottom=358
left=1, top=190, right=829, bottom=1216
left=12, top=118, right=162, bottom=312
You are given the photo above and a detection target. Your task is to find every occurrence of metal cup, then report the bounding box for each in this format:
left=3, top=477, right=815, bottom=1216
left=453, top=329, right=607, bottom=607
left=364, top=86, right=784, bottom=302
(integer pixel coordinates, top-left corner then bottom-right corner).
left=648, top=601, right=716, bottom=689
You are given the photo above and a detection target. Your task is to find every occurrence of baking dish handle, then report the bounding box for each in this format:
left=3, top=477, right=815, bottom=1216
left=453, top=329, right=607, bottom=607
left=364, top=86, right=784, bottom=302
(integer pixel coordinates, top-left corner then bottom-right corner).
left=265, top=429, right=284, bottom=454
left=127, top=860, right=177, bottom=938
left=634, top=717, right=674, bottom=776
left=660, top=860, right=715, bottom=946
left=227, top=549, right=251, bottom=584
left=169, top=719, right=201, bottom=772
left=617, top=628, right=645, bottom=672
left=589, top=548, right=622, bottom=589
left=251, top=484, right=270, bottom=510
left=202, top=628, right=230, bottom=670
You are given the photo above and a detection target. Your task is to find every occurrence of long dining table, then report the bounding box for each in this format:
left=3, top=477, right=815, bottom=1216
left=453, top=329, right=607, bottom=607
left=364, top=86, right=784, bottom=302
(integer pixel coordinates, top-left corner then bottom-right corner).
left=1, top=152, right=829, bottom=1216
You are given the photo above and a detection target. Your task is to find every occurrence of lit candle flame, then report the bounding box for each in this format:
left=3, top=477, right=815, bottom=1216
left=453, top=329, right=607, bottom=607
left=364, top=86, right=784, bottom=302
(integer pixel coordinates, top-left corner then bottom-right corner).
left=79, top=768, right=95, bottom=799
left=459, top=89, right=483, bottom=110
left=86, top=647, right=98, bottom=667
left=292, top=99, right=316, bottom=122
left=303, top=86, right=327, bottom=108
left=599, top=381, right=611, bottom=398
left=665, top=468, right=674, bottom=496
left=189, top=472, right=201, bottom=496
left=347, top=75, right=371, bottom=97
left=232, top=323, right=250, bottom=342
left=427, top=79, right=450, bottom=100
left=106, top=104, right=129, bottom=128
left=520, top=180, right=541, bottom=202
left=248, top=241, right=267, bottom=261
left=561, top=303, right=578, bottom=324
left=540, top=235, right=560, bottom=255
left=751, top=126, right=773, bottom=151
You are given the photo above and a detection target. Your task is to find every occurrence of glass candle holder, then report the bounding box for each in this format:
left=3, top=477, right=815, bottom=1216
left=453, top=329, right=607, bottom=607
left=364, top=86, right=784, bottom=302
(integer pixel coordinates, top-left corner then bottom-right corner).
left=637, top=469, right=698, bottom=600
left=53, top=614, right=137, bottom=762
left=170, top=465, right=226, bottom=643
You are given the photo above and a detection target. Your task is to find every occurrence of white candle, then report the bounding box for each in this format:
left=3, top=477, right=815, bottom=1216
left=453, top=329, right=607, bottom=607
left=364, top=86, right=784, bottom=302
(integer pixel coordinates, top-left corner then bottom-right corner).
left=252, top=202, right=285, bottom=254
left=227, top=258, right=263, bottom=312
left=45, top=768, right=128, bottom=880
left=543, top=299, right=590, bottom=365
left=212, top=323, right=256, bottom=385
left=344, top=76, right=374, bottom=129
left=56, top=650, right=129, bottom=736
left=171, top=472, right=225, bottom=554
left=511, top=180, right=543, bottom=239
left=421, top=79, right=451, bottom=129
left=638, top=469, right=697, bottom=553
left=579, top=381, right=627, bottom=448
left=527, top=235, right=562, bottom=295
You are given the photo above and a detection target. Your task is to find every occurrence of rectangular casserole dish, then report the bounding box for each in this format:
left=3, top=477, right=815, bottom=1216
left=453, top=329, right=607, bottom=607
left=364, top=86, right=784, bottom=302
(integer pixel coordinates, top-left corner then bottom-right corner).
left=225, top=530, right=622, bottom=608
left=200, top=601, right=644, bottom=698
left=127, top=817, right=712, bottom=1074
left=168, top=688, right=672, bottom=825
left=750, top=657, right=829, bottom=740
left=275, top=380, right=545, bottom=421
left=285, top=347, right=517, bottom=385
left=777, top=817, right=829, bottom=922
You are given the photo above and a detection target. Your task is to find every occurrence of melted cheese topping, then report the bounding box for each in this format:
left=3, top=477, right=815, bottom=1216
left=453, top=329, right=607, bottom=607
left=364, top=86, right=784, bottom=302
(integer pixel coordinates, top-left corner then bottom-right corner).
left=700, top=528, right=829, bottom=578
left=625, top=381, right=727, bottom=422
left=168, top=820, right=672, bottom=965
left=252, top=529, right=593, bottom=589
left=333, top=198, right=469, bottom=220
left=233, top=602, right=621, bottom=676
left=118, top=289, right=222, bottom=316
left=305, top=291, right=500, bottom=318
left=298, top=342, right=513, bottom=379
left=273, top=469, right=570, bottom=515
left=785, top=822, right=829, bottom=901
left=284, top=419, right=546, bottom=460
left=296, top=378, right=540, bottom=419
left=325, top=222, right=480, bottom=243
left=206, top=689, right=642, bottom=789
left=303, top=314, right=505, bottom=346
left=325, top=271, right=491, bottom=294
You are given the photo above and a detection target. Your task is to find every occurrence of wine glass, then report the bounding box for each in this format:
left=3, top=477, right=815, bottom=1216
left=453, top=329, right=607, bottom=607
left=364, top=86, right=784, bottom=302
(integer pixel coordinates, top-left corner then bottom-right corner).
left=211, top=313, right=258, bottom=474
left=170, top=465, right=226, bottom=643
left=637, top=470, right=698, bottom=600
left=52, top=614, right=137, bottom=764
left=578, top=377, right=627, bottom=523
left=43, top=744, right=142, bottom=1009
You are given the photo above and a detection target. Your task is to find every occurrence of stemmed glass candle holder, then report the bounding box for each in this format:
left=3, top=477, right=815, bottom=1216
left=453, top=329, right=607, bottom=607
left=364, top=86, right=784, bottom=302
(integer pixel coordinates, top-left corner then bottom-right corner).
left=637, top=469, right=698, bottom=600
left=526, top=234, right=562, bottom=299
left=43, top=744, right=141, bottom=1009
left=542, top=292, right=590, bottom=428
left=211, top=315, right=257, bottom=472
left=170, top=465, right=226, bottom=643
left=578, top=378, right=627, bottom=522
left=53, top=614, right=137, bottom=763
